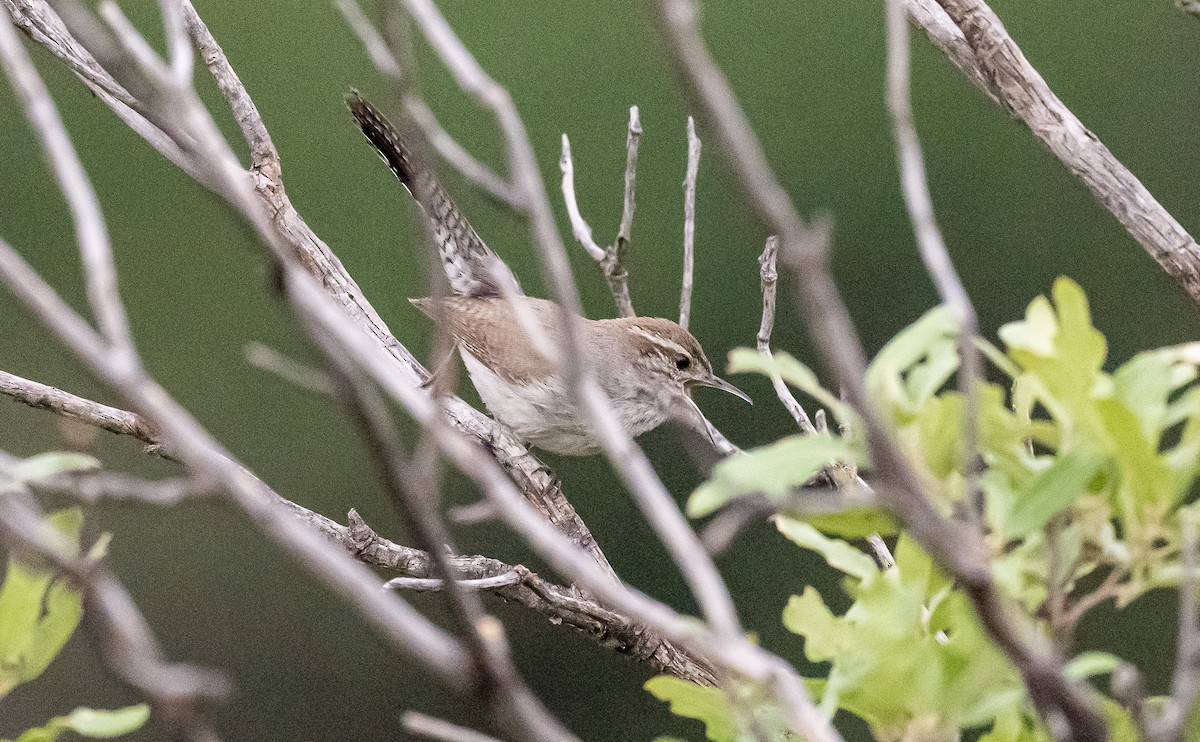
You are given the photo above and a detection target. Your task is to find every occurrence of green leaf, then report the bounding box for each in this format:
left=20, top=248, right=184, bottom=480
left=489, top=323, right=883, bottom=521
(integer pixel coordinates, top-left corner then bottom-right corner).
left=803, top=506, right=897, bottom=540
left=0, top=509, right=85, bottom=697
left=645, top=677, right=736, bottom=742
left=782, top=588, right=847, bottom=662
left=775, top=517, right=878, bottom=581
left=727, top=349, right=854, bottom=426
left=1004, top=452, right=1104, bottom=539
left=61, top=706, right=150, bottom=737
left=688, top=434, right=858, bottom=517
left=866, top=306, right=959, bottom=417
left=1064, top=651, right=1120, bottom=680
left=8, top=454, right=101, bottom=484
left=8, top=705, right=148, bottom=742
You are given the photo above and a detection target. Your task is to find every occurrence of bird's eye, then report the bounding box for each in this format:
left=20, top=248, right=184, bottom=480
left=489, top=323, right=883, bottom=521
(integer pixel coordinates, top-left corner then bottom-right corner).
left=675, top=356, right=691, bottom=371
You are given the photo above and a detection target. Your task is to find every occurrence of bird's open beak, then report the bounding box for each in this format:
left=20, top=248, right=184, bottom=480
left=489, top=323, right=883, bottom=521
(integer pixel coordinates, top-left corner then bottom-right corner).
left=696, top=375, right=752, bottom=404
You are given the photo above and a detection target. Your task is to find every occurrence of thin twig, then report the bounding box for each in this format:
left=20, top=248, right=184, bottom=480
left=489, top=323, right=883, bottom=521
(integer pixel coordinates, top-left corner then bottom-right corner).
left=560, top=133, right=605, bottom=260
left=755, top=237, right=814, bottom=433
left=403, top=712, right=505, bottom=742
left=385, top=571, right=521, bottom=592
left=606, top=105, right=641, bottom=318
left=679, top=116, right=700, bottom=330
left=931, top=0, right=1200, bottom=308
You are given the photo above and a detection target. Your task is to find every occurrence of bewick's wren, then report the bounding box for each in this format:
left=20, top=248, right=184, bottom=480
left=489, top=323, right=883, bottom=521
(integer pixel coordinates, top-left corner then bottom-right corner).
left=348, top=94, right=749, bottom=455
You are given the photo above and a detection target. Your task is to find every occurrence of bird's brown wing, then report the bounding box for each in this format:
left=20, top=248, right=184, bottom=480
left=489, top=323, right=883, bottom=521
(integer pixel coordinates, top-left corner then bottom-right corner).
left=409, top=297, right=559, bottom=383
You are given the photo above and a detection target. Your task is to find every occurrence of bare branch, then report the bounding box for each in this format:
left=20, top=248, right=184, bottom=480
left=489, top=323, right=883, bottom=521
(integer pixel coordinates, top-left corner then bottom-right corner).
left=0, top=369, right=161, bottom=450
left=679, top=116, right=700, bottom=330
left=403, top=712, right=505, bottom=742
left=406, top=95, right=526, bottom=211
left=644, top=0, right=1104, bottom=737
left=886, top=0, right=981, bottom=513
left=180, top=0, right=279, bottom=176
left=157, top=0, right=192, bottom=87
left=929, top=0, right=1200, bottom=307
left=755, top=237, right=815, bottom=433
left=607, top=105, right=641, bottom=318
left=904, top=0, right=999, bottom=103
left=335, top=0, right=402, bottom=78
left=31, top=471, right=214, bottom=505
left=560, top=133, right=605, bottom=260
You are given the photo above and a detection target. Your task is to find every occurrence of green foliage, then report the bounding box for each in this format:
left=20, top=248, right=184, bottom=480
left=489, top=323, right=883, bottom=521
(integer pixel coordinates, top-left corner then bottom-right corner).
left=656, top=279, right=1200, bottom=741
left=644, top=676, right=798, bottom=742
left=0, top=508, right=85, bottom=698
left=782, top=533, right=1023, bottom=739
left=0, top=706, right=151, bottom=742
left=0, top=454, right=149, bottom=741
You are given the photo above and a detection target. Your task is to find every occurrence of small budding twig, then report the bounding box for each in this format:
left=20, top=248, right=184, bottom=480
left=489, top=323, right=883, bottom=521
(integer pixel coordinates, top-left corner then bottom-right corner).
left=559, top=108, right=641, bottom=318
left=756, top=236, right=815, bottom=433
left=679, top=116, right=700, bottom=330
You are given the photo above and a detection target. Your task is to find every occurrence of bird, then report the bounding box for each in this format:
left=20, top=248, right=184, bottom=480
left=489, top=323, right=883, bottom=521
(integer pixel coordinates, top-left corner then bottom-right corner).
left=347, top=93, right=749, bottom=455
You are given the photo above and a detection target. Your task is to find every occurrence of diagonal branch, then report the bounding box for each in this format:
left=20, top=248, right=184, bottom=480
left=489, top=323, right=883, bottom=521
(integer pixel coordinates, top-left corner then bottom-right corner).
left=923, top=0, right=1200, bottom=307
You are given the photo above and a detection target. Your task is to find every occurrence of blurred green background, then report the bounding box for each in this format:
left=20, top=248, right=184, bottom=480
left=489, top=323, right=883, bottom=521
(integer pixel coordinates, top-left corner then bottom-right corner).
left=1, top=1, right=1198, bottom=740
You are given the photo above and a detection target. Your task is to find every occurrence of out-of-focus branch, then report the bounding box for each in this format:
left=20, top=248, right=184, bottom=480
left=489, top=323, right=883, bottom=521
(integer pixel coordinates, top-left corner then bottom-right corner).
left=644, top=0, right=1105, bottom=738
left=31, top=471, right=214, bottom=506
left=0, top=492, right=228, bottom=742
left=886, top=0, right=981, bottom=510
left=679, top=116, right=699, bottom=330
left=403, top=712, right=505, bottom=742
left=1160, top=510, right=1200, bottom=742
left=925, top=0, right=1200, bottom=307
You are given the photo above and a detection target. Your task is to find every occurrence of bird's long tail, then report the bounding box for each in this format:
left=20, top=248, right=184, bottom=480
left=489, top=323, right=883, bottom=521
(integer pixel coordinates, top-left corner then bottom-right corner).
left=346, top=92, right=518, bottom=298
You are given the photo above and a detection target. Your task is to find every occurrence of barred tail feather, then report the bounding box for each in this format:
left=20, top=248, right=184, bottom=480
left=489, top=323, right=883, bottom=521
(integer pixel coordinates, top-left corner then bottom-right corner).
left=346, top=91, right=519, bottom=298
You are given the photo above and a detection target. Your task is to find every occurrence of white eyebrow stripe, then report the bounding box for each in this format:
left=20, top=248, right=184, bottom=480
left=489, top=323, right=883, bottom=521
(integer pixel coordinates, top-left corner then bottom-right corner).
left=629, top=326, right=689, bottom=357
